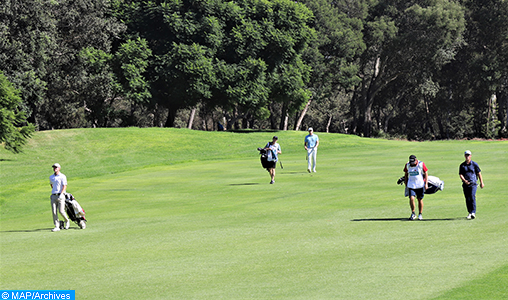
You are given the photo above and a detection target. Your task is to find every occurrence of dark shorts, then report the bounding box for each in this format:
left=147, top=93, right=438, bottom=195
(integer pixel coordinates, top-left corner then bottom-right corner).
left=261, top=157, right=276, bottom=169
left=408, top=188, right=425, bottom=199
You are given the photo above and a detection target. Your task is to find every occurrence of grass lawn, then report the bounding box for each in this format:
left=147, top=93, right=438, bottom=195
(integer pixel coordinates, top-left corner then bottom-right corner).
left=1, top=128, right=507, bottom=299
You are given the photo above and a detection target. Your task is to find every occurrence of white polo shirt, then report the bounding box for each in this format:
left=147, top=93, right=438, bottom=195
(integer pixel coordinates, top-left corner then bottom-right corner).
left=50, top=173, right=67, bottom=194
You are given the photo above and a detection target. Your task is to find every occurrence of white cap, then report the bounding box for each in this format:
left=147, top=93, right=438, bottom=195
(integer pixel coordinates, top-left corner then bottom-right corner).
left=308, top=127, right=313, bottom=131
left=52, top=163, right=61, bottom=168
left=464, top=150, right=472, bottom=155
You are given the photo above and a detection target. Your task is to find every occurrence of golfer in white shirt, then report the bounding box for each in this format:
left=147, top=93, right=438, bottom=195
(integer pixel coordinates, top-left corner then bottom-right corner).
left=49, top=163, right=70, bottom=231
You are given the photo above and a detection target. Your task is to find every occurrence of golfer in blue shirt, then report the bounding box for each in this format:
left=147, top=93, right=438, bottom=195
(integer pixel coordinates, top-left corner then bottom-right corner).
left=304, top=128, right=319, bottom=173
left=459, top=150, right=485, bottom=219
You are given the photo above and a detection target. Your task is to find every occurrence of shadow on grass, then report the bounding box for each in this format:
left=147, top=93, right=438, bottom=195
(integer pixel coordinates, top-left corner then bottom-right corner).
left=351, top=217, right=464, bottom=222
left=229, top=183, right=260, bottom=186
left=282, top=171, right=311, bottom=174
left=1, top=228, right=54, bottom=233
left=1, top=227, right=83, bottom=233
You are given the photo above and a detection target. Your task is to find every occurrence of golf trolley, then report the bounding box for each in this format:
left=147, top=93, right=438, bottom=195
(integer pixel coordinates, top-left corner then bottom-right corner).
left=58, top=193, right=87, bottom=229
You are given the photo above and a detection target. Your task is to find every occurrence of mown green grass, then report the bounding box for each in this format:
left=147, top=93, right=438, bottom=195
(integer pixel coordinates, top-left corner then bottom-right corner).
left=1, top=128, right=507, bottom=299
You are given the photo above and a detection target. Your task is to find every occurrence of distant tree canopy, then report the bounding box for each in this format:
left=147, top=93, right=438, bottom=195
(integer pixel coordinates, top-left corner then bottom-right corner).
left=1, top=0, right=508, bottom=140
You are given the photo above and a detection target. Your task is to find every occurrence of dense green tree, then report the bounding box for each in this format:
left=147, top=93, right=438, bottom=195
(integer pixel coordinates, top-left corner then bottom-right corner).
left=3, top=0, right=508, bottom=139
left=114, top=0, right=314, bottom=129
left=79, top=37, right=152, bottom=127
left=41, top=0, right=126, bottom=129
left=0, top=71, right=34, bottom=153
left=437, top=0, right=508, bottom=138
left=78, top=46, right=116, bottom=127
left=296, top=0, right=366, bottom=131
left=352, top=0, right=465, bottom=137
left=0, top=0, right=56, bottom=127
left=223, top=0, right=315, bottom=130
left=0, top=0, right=125, bottom=129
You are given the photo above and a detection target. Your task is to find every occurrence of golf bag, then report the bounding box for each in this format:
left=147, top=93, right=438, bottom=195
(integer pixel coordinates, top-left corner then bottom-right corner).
left=61, top=193, right=87, bottom=229
left=258, top=147, right=271, bottom=169
left=426, top=176, right=445, bottom=194
left=397, top=175, right=444, bottom=195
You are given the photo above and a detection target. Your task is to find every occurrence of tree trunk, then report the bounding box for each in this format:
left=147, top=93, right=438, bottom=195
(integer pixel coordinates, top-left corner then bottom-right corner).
left=295, top=97, right=312, bottom=131
left=424, top=96, right=435, bottom=137
left=350, top=89, right=361, bottom=134
left=363, top=58, right=381, bottom=137
left=165, top=107, right=177, bottom=127
left=383, top=95, right=403, bottom=133
left=326, top=115, right=332, bottom=133
left=504, top=94, right=508, bottom=132
left=188, top=107, right=196, bottom=129
left=269, top=103, right=277, bottom=129
left=279, top=102, right=289, bottom=130
left=363, top=103, right=373, bottom=137
left=234, top=106, right=240, bottom=129
left=362, top=57, right=398, bottom=137
left=487, top=94, right=497, bottom=137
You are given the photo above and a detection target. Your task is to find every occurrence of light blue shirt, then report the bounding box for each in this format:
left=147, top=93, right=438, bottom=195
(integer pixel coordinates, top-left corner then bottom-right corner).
left=305, top=134, right=319, bottom=148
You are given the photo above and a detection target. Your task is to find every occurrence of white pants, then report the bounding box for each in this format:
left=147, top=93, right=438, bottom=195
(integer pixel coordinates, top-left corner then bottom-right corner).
left=51, top=194, right=69, bottom=227
left=307, top=148, right=317, bottom=172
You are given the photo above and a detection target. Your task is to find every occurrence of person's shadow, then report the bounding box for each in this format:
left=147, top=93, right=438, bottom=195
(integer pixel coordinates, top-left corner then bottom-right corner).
left=351, top=217, right=463, bottom=222
left=1, top=227, right=81, bottom=233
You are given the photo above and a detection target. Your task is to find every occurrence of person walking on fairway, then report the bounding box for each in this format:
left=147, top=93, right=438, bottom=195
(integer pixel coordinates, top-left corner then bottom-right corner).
left=304, top=127, right=319, bottom=173
left=404, top=155, right=428, bottom=220
left=459, top=150, right=484, bottom=219
left=263, top=136, right=281, bottom=184
left=49, top=163, right=70, bottom=231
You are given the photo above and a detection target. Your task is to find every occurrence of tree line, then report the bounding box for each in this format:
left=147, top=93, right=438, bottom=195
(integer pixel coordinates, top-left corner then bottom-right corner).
left=2, top=0, right=508, bottom=152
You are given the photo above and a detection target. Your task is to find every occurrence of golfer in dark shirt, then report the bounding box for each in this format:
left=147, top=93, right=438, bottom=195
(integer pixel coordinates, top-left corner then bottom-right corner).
left=459, top=150, right=485, bottom=219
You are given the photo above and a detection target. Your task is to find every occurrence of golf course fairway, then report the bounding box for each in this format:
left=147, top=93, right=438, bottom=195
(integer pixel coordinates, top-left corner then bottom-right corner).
left=1, top=128, right=507, bottom=299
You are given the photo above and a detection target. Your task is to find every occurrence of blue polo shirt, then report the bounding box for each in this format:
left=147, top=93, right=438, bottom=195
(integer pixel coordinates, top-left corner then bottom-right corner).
left=459, top=161, right=481, bottom=185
